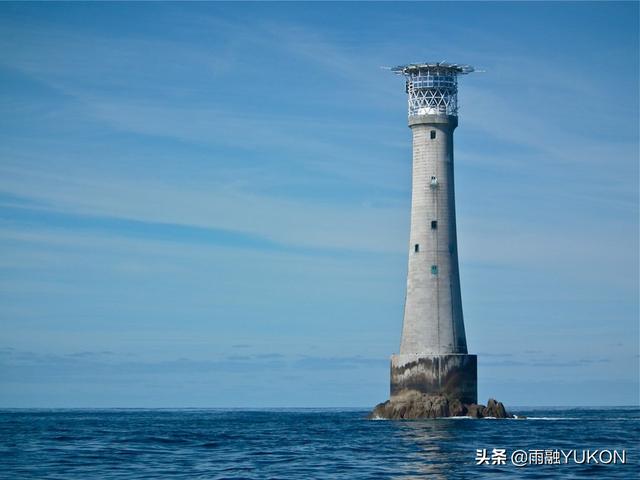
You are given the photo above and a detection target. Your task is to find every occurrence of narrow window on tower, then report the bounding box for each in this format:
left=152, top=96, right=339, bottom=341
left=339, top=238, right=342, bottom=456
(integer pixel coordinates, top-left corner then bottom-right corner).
left=431, top=265, right=438, bottom=275
left=414, top=244, right=420, bottom=253
left=431, top=220, right=438, bottom=230
left=430, top=130, right=436, bottom=139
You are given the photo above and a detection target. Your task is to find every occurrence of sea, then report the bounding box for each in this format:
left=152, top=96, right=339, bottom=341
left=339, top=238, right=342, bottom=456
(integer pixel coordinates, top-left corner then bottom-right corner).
left=1, top=407, right=638, bottom=479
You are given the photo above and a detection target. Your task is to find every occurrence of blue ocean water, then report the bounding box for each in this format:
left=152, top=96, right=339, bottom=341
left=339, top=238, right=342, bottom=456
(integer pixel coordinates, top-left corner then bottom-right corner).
left=1, top=407, right=638, bottom=479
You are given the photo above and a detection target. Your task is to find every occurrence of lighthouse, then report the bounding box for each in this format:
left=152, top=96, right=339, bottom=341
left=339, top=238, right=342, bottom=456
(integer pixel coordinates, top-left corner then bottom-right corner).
left=390, top=62, right=477, bottom=404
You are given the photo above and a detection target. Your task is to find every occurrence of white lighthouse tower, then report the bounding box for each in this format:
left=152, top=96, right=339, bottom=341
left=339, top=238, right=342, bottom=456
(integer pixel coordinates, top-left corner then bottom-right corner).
left=390, top=62, right=477, bottom=404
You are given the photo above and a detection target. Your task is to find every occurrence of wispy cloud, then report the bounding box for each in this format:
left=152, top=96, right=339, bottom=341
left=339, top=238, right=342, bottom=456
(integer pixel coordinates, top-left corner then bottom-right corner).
left=0, top=348, right=386, bottom=381
left=481, top=357, right=613, bottom=368
left=0, top=3, right=637, bottom=407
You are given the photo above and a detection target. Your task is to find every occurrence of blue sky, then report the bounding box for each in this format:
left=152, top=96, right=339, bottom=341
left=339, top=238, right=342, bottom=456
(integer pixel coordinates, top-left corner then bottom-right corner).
left=0, top=2, right=638, bottom=407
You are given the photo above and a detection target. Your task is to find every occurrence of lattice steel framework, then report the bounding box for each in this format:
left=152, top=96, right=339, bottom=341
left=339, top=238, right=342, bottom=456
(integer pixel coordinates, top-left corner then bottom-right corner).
left=391, top=62, right=474, bottom=117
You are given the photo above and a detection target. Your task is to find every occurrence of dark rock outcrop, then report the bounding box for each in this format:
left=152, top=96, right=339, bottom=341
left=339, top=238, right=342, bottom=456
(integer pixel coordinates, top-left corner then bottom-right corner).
left=368, top=392, right=513, bottom=420
left=466, top=403, right=484, bottom=418
left=482, top=398, right=508, bottom=418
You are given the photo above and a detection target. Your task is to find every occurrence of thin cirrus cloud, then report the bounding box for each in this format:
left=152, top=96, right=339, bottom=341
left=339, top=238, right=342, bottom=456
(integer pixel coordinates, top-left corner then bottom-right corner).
left=0, top=3, right=637, bottom=407
left=0, top=348, right=385, bottom=379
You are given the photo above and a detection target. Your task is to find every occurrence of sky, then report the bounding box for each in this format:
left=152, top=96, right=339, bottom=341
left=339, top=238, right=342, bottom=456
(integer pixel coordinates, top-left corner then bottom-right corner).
left=0, top=2, right=638, bottom=408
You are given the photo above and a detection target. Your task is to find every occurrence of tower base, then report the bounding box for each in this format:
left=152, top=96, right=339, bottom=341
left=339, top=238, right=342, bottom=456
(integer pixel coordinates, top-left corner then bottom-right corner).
left=390, top=353, right=477, bottom=404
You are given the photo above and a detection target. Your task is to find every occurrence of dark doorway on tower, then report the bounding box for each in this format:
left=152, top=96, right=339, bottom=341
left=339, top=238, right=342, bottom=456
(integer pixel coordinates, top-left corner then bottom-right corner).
left=414, top=244, right=419, bottom=253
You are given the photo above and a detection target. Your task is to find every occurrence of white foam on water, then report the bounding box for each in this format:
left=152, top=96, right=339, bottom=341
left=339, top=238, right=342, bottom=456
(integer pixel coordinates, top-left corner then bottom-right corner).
left=370, top=415, right=387, bottom=421
left=523, top=417, right=576, bottom=420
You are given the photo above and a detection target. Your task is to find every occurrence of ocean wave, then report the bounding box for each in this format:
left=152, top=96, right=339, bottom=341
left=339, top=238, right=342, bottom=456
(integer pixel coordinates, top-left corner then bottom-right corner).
left=522, top=417, right=577, bottom=420
left=369, top=415, right=386, bottom=421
